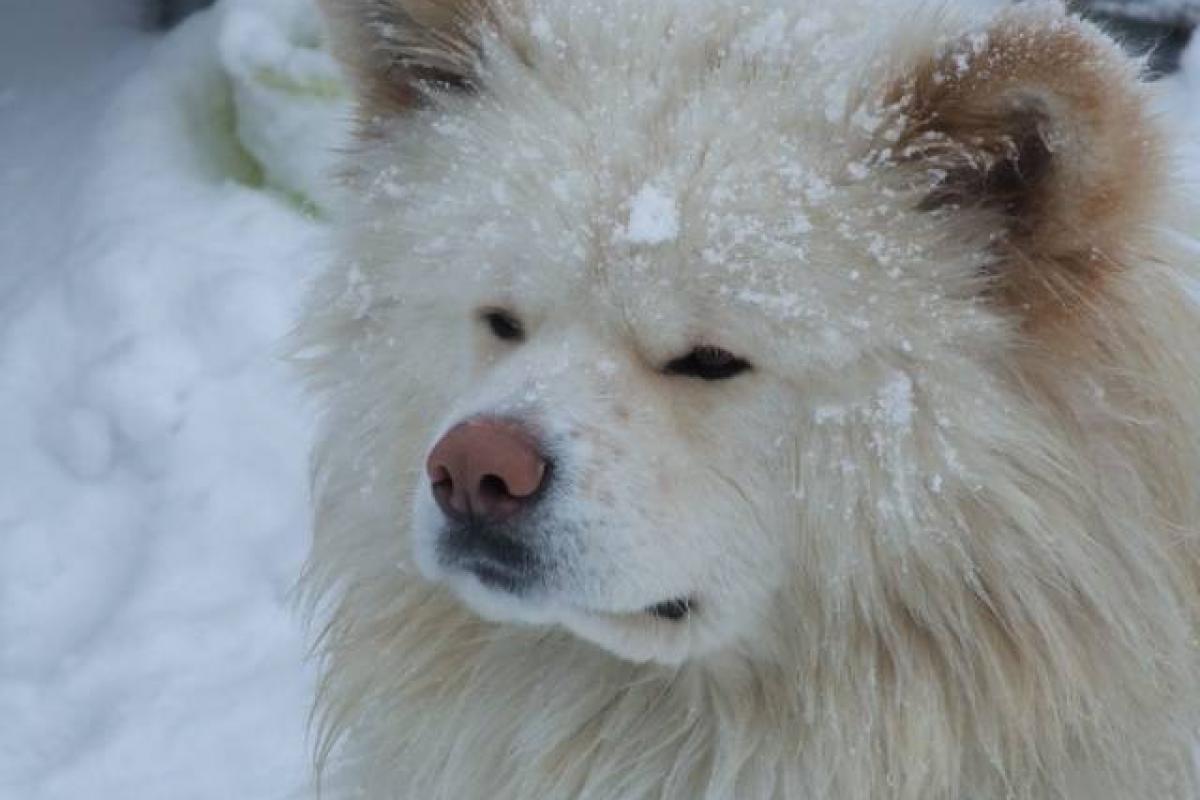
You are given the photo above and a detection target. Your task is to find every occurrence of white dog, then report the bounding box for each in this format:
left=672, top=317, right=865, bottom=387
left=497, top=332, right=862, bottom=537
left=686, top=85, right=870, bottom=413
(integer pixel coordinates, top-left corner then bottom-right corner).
left=298, top=0, right=1200, bottom=796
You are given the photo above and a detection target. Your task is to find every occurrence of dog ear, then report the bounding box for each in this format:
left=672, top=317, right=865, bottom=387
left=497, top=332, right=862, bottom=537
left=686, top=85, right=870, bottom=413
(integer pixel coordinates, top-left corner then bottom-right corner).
left=319, top=0, right=488, bottom=116
left=893, top=7, right=1163, bottom=321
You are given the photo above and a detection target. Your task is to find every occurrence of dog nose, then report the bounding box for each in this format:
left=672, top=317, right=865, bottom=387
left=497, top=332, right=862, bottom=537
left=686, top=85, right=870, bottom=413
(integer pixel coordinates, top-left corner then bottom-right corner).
left=426, top=419, right=548, bottom=523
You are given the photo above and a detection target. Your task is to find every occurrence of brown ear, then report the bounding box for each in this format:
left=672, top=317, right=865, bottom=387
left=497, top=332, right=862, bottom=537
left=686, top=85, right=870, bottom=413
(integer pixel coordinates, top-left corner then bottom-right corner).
left=893, top=8, right=1163, bottom=321
left=319, top=0, right=488, bottom=116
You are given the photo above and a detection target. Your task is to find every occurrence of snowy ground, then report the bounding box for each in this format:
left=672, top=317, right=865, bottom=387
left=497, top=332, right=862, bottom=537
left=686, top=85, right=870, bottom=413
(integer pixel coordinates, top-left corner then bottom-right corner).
left=0, top=1, right=340, bottom=797
left=0, top=2, right=1198, bottom=799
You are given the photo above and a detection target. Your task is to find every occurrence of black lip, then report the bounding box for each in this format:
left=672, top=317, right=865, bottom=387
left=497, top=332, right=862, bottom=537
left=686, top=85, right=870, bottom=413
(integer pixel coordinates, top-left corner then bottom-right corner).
left=460, top=557, right=534, bottom=594
left=446, top=523, right=533, bottom=564
left=439, top=523, right=543, bottom=594
left=646, top=597, right=692, bottom=621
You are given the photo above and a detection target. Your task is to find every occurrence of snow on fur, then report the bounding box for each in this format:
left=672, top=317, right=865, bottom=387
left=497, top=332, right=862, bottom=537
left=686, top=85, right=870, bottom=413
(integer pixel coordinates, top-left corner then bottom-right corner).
left=303, top=0, right=1200, bottom=798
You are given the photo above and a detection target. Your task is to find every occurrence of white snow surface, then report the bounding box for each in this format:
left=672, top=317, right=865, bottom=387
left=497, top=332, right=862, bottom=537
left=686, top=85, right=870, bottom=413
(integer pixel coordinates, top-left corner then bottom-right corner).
left=0, top=1, right=1198, bottom=798
left=0, top=1, right=335, bottom=798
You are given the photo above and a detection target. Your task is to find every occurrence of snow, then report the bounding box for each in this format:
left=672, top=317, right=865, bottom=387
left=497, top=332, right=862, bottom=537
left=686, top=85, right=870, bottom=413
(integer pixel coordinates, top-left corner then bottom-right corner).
left=0, top=1, right=338, bottom=798
left=0, top=1, right=1198, bottom=798
left=622, top=183, right=681, bottom=245
left=530, top=13, right=555, bottom=44
left=218, top=0, right=351, bottom=211
left=877, top=372, right=915, bottom=431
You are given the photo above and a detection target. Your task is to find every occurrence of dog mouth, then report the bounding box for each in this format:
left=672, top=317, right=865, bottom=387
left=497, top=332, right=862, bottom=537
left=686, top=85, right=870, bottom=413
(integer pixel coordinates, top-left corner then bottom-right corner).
left=573, top=596, right=696, bottom=625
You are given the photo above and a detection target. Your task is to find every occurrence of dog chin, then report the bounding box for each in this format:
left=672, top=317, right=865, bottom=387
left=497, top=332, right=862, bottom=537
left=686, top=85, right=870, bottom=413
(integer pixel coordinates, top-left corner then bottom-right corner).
left=558, top=605, right=707, bottom=665
left=450, top=577, right=709, bottom=667
left=413, top=502, right=709, bottom=664
left=442, top=570, right=562, bottom=626
left=416, top=546, right=701, bottom=665
left=459, top=585, right=703, bottom=665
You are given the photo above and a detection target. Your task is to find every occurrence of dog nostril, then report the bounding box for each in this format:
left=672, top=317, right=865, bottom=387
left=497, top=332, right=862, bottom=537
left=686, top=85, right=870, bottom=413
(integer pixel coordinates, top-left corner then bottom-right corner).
left=429, top=465, right=464, bottom=518
left=430, top=467, right=453, bottom=494
left=478, top=474, right=510, bottom=501
left=475, top=473, right=526, bottom=519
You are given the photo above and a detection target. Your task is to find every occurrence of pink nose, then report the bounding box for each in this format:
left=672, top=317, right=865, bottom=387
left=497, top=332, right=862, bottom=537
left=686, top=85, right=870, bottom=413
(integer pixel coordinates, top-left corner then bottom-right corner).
left=426, top=419, right=548, bottom=523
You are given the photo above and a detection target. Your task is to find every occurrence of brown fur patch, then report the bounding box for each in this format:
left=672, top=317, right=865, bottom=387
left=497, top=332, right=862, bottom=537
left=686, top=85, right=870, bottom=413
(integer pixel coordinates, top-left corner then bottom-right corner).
left=319, top=0, right=488, bottom=120
left=893, top=11, right=1164, bottom=326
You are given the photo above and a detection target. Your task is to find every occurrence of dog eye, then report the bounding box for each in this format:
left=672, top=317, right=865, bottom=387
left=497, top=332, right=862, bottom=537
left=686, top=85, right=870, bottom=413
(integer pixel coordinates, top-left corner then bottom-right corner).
left=664, top=346, right=752, bottom=381
left=480, top=309, right=524, bottom=342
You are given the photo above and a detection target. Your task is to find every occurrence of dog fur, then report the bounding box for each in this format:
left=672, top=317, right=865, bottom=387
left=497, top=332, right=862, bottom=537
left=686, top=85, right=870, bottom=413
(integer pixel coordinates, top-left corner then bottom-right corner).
left=298, top=0, right=1200, bottom=797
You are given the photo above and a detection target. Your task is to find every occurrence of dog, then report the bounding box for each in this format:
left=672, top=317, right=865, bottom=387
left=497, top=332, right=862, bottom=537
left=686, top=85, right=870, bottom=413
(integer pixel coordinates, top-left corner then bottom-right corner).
left=297, top=0, right=1200, bottom=796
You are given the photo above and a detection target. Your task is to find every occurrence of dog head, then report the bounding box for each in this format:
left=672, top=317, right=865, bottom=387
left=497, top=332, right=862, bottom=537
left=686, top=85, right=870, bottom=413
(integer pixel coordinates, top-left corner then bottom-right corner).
left=305, top=0, right=1190, bottom=675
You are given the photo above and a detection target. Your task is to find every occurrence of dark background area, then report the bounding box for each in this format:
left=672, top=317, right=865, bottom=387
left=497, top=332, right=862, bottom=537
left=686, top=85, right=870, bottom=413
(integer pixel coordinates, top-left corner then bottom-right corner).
left=1069, top=0, right=1198, bottom=72
left=144, top=0, right=217, bottom=28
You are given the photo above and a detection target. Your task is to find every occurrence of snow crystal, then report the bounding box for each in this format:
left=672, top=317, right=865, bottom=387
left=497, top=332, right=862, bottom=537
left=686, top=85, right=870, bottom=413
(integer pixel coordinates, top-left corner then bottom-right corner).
left=530, top=13, right=554, bottom=44
left=736, top=288, right=803, bottom=318
left=622, top=183, right=680, bottom=245
left=877, top=372, right=915, bottom=430
left=814, top=405, right=848, bottom=424
left=340, top=265, right=376, bottom=317
left=595, top=357, right=619, bottom=378
left=737, top=9, right=790, bottom=57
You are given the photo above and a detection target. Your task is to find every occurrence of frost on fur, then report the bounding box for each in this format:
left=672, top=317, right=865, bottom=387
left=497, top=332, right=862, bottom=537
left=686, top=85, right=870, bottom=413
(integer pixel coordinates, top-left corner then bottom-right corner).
left=298, top=1, right=1200, bottom=798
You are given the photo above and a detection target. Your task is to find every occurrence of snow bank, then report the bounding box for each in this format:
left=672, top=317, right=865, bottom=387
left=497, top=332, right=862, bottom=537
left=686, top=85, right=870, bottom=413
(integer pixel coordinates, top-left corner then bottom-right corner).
left=0, top=2, right=345, bottom=797
left=219, top=0, right=351, bottom=211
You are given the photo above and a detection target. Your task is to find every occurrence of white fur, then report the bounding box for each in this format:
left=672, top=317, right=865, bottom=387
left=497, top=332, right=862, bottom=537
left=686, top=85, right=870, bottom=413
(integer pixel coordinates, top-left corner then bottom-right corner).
left=298, top=0, right=1200, bottom=797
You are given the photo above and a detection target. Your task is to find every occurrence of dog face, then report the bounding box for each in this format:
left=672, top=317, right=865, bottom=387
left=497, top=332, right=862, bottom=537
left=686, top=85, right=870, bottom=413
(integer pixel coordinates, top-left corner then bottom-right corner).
left=391, top=110, right=1015, bottom=665
left=310, top=0, right=1165, bottom=665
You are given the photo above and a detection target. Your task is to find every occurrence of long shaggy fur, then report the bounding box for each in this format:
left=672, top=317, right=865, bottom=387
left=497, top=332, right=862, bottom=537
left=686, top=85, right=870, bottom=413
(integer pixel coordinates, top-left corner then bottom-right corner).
left=298, top=0, right=1200, bottom=797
